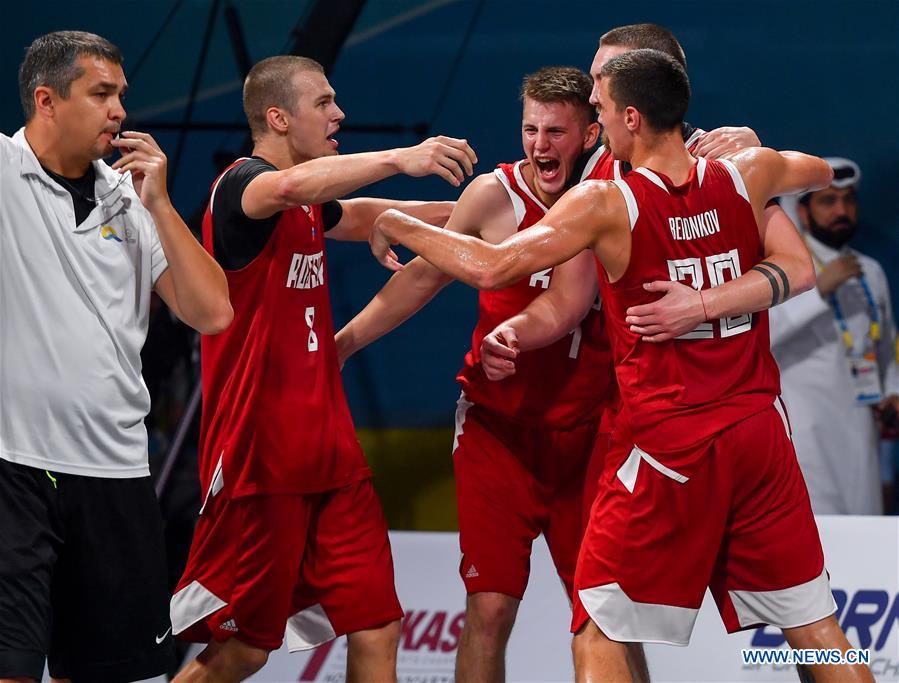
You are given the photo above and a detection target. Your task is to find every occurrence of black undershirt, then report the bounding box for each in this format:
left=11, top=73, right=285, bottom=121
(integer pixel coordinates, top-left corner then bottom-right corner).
left=42, top=164, right=96, bottom=225
left=211, top=156, right=343, bottom=271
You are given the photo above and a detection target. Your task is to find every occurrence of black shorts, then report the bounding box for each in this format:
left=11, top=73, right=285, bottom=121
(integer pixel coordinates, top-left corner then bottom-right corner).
left=0, top=458, right=176, bottom=682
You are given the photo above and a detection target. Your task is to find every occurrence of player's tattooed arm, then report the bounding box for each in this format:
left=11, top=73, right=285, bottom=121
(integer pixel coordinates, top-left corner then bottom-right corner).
left=626, top=150, right=829, bottom=343
left=751, top=260, right=791, bottom=307
left=626, top=205, right=815, bottom=343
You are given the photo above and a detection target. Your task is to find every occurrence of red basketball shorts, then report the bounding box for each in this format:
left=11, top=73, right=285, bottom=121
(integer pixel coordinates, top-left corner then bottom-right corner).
left=572, top=400, right=836, bottom=644
left=453, top=394, right=608, bottom=600
left=171, top=478, right=403, bottom=651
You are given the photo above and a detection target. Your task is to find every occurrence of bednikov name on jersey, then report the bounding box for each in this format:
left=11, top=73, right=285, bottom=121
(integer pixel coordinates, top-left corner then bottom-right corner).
left=668, top=208, right=721, bottom=241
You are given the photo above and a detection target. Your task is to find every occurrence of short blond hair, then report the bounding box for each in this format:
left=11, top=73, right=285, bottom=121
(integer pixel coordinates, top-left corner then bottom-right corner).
left=243, top=55, right=324, bottom=140
left=520, top=66, right=594, bottom=124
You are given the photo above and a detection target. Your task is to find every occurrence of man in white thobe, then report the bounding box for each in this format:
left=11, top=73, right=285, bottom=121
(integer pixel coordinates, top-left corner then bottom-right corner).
left=772, top=158, right=899, bottom=515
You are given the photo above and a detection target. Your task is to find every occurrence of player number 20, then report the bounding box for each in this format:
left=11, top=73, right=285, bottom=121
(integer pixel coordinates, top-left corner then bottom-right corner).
left=305, top=306, right=319, bottom=352
left=666, top=249, right=752, bottom=339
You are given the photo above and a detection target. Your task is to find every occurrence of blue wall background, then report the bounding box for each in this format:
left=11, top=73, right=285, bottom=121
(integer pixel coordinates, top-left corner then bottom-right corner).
left=4, top=0, right=898, bottom=428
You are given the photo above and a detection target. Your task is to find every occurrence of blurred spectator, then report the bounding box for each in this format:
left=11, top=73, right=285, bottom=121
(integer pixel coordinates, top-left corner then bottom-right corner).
left=772, top=158, right=899, bottom=514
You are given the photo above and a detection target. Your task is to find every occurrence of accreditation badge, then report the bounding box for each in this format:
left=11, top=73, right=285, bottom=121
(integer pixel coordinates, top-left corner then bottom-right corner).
left=849, top=352, right=883, bottom=405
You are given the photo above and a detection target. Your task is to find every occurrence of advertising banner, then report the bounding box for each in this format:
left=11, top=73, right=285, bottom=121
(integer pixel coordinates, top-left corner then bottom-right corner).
left=242, top=517, right=898, bottom=682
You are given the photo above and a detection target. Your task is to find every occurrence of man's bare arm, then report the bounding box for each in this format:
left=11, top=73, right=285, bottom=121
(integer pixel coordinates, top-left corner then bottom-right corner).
left=326, top=199, right=455, bottom=242
left=335, top=174, right=511, bottom=364
left=372, top=180, right=622, bottom=290
left=626, top=150, right=830, bottom=342
left=493, top=124, right=762, bottom=354
left=692, top=126, right=761, bottom=159
left=241, top=136, right=477, bottom=219
left=480, top=251, right=599, bottom=380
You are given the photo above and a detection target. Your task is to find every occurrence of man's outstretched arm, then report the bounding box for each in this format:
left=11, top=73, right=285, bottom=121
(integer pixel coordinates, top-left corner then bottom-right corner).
left=335, top=173, right=512, bottom=365
left=242, top=136, right=477, bottom=218
left=371, top=180, right=621, bottom=290
left=326, top=198, right=455, bottom=242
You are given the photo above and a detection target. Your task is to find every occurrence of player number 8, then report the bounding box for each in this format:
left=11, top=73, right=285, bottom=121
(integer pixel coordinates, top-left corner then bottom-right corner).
left=305, top=306, right=318, bottom=352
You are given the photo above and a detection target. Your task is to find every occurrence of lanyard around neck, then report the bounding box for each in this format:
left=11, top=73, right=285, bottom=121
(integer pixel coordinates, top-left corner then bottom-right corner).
left=809, top=248, right=880, bottom=352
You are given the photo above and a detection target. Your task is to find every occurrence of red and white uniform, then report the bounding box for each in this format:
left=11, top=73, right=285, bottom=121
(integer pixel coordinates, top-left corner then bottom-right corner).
left=457, top=160, right=612, bottom=429
left=171, top=161, right=401, bottom=652
left=572, top=157, right=835, bottom=643
left=452, top=160, right=614, bottom=599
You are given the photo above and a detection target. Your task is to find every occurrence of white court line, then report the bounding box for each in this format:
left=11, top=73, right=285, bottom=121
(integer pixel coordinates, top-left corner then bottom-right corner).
left=130, top=0, right=462, bottom=120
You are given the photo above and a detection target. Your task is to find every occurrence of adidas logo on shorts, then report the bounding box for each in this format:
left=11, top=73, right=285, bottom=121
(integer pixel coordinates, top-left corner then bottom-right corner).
left=465, top=564, right=479, bottom=578
left=219, top=619, right=239, bottom=632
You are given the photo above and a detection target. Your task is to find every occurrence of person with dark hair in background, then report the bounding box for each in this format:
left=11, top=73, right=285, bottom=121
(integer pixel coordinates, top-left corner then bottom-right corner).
left=772, top=158, right=899, bottom=514
left=0, top=30, right=232, bottom=683
left=368, top=48, right=873, bottom=683
left=170, top=55, right=474, bottom=682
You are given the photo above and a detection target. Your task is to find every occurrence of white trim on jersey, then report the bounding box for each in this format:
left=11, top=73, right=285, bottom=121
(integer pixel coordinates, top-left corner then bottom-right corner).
left=728, top=568, right=837, bottom=630
left=697, top=156, right=708, bottom=186
left=209, top=157, right=251, bottom=215
left=634, top=167, right=670, bottom=194
left=578, top=582, right=700, bottom=646
left=613, top=160, right=623, bottom=181
left=718, top=158, right=751, bottom=203
left=512, top=160, right=550, bottom=213
left=493, top=167, right=528, bottom=227
left=579, top=144, right=608, bottom=182
left=286, top=603, right=338, bottom=651
left=611, top=179, right=639, bottom=231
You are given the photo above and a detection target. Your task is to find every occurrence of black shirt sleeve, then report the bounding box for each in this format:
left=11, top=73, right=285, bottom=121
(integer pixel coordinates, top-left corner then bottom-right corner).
left=321, top=199, right=343, bottom=232
left=211, top=159, right=346, bottom=269
left=681, top=121, right=698, bottom=144
left=211, top=157, right=279, bottom=271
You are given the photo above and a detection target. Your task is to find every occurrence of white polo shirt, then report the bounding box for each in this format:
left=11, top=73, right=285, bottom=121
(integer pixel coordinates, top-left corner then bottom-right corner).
left=0, top=128, right=168, bottom=477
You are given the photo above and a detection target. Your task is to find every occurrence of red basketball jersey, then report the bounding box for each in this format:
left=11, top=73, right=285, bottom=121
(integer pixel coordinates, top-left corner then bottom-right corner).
left=598, top=156, right=780, bottom=459
left=456, top=160, right=613, bottom=428
left=199, top=160, right=370, bottom=498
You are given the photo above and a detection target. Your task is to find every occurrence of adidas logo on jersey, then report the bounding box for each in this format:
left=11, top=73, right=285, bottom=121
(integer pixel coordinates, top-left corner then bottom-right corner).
left=219, top=619, right=239, bottom=632
left=465, top=564, right=479, bottom=578
left=286, top=251, right=324, bottom=290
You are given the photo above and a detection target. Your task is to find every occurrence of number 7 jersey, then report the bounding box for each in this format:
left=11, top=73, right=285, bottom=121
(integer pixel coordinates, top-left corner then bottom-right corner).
left=598, top=156, right=781, bottom=457
left=456, top=160, right=613, bottom=429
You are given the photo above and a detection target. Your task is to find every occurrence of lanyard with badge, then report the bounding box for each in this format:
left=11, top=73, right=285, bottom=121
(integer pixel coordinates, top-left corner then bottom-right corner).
left=811, top=250, right=883, bottom=404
